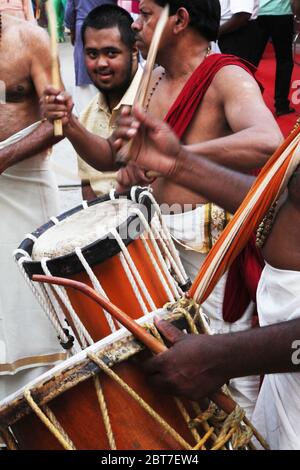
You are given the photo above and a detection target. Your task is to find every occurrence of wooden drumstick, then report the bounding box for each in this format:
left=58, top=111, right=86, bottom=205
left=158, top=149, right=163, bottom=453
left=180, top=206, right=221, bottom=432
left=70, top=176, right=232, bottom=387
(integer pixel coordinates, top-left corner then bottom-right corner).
left=117, top=5, right=169, bottom=166
left=46, top=0, right=63, bottom=137
left=32, top=274, right=268, bottom=448
left=32, top=274, right=166, bottom=355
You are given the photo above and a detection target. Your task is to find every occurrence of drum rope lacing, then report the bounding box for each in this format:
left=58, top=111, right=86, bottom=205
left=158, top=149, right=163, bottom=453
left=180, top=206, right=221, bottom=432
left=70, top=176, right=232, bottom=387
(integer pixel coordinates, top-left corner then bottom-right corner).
left=75, top=247, right=119, bottom=333
left=130, top=206, right=183, bottom=298
left=24, top=389, right=75, bottom=450
left=14, top=250, right=75, bottom=352
left=0, top=428, right=18, bottom=451
left=15, top=188, right=190, bottom=346
left=11, top=308, right=254, bottom=451
left=41, top=259, right=93, bottom=349
left=139, top=189, right=188, bottom=282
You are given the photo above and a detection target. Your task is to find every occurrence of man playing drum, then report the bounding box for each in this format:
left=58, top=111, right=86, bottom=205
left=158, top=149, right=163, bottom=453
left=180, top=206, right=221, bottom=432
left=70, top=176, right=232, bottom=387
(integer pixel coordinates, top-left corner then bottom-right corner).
left=42, top=0, right=283, bottom=417
left=0, top=12, right=66, bottom=403
left=61, top=4, right=143, bottom=200
left=0, top=5, right=144, bottom=403
left=41, top=4, right=143, bottom=201
left=113, top=0, right=283, bottom=417
left=113, top=104, right=300, bottom=449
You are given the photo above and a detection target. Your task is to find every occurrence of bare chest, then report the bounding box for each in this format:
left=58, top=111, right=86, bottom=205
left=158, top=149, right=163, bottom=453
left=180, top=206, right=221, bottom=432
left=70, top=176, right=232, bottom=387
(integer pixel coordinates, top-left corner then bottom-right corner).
left=0, top=45, right=34, bottom=103
left=147, top=79, right=228, bottom=143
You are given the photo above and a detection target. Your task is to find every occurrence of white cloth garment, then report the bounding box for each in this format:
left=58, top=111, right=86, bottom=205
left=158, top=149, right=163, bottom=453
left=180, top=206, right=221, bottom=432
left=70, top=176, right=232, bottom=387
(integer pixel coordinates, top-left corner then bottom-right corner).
left=0, top=122, right=66, bottom=399
left=220, top=0, right=259, bottom=24
left=252, top=263, right=300, bottom=450
left=163, top=207, right=260, bottom=418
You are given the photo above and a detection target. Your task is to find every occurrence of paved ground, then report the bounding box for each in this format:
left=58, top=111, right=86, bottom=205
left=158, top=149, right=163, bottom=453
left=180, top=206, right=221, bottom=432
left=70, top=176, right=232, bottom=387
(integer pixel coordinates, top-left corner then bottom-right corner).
left=51, top=38, right=82, bottom=214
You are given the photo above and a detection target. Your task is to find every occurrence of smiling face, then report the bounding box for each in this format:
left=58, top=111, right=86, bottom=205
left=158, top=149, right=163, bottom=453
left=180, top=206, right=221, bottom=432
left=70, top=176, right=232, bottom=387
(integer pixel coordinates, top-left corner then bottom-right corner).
left=84, top=26, right=134, bottom=95
left=132, top=0, right=166, bottom=59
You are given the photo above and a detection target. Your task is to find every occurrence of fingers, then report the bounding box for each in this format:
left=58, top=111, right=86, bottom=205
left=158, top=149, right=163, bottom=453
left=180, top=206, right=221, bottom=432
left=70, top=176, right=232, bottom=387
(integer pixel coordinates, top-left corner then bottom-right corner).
left=43, top=85, right=61, bottom=97
left=153, top=318, right=186, bottom=345
left=41, top=87, right=74, bottom=122
left=133, top=104, right=160, bottom=131
left=120, top=105, right=132, bottom=116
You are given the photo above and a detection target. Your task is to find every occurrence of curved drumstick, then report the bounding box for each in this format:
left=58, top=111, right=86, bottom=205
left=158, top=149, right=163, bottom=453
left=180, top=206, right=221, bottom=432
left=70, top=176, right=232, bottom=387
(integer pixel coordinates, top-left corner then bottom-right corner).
left=32, top=274, right=268, bottom=448
left=32, top=274, right=166, bottom=355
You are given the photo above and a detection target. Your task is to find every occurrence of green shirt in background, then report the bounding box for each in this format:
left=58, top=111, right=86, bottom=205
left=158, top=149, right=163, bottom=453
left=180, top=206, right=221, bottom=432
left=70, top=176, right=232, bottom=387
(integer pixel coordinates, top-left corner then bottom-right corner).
left=259, top=0, right=292, bottom=15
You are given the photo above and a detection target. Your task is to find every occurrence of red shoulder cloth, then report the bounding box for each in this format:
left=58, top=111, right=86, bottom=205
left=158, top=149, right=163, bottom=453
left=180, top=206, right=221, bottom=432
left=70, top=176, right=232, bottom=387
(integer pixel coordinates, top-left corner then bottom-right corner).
left=164, top=53, right=264, bottom=325
left=164, top=53, right=261, bottom=138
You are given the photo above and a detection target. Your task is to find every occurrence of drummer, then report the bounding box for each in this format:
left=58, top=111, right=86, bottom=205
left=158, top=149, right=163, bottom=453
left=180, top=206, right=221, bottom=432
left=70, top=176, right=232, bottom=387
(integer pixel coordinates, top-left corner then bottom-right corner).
left=42, top=0, right=282, bottom=417
left=113, top=105, right=300, bottom=449
left=0, top=11, right=67, bottom=405
left=0, top=4, right=141, bottom=405
left=111, top=0, right=282, bottom=417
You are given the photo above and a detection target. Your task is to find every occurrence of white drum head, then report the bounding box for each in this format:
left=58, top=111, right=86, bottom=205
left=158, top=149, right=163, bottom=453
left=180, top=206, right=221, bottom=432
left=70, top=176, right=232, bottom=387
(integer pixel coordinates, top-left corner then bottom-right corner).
left=32, top=198, right=139, bottom=260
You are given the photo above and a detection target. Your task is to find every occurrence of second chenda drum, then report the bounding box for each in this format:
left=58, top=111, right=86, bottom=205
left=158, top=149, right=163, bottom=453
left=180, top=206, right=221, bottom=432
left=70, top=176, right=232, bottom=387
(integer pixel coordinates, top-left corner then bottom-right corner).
left=15, top=187, right=190, bottom=350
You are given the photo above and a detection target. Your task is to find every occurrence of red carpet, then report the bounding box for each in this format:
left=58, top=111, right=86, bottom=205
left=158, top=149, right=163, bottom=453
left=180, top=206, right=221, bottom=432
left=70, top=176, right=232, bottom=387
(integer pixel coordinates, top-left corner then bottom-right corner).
left=256, top=43, right=300, bottom=137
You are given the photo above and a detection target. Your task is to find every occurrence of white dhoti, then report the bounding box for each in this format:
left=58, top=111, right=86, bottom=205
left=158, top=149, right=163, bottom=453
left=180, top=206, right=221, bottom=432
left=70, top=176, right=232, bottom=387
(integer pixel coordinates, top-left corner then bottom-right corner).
left=0, top=123, right=66, bottom=400
left=252, top=263, right=300, bottom=450
left=163, top=206, right=260, bottom=418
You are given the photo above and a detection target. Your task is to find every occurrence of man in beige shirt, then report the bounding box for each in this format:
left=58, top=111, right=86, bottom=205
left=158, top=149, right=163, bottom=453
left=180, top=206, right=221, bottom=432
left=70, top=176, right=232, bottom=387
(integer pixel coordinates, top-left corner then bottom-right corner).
left=78, top=60, right=142, bottom=199
left=42, top=4, right=142, bottom=200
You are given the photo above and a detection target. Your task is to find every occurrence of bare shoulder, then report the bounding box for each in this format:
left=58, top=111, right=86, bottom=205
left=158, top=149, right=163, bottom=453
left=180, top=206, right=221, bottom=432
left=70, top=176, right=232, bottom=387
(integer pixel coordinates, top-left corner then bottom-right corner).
left=20, top=22, right=51, bottom=55
left=212, top=65, right=262, bottom=97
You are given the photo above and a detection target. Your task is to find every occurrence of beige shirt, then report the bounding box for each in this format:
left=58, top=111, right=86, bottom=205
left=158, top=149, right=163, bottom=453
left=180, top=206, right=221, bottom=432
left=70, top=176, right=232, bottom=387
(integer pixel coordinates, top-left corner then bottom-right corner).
left=78, top=65, right=143, bottom=196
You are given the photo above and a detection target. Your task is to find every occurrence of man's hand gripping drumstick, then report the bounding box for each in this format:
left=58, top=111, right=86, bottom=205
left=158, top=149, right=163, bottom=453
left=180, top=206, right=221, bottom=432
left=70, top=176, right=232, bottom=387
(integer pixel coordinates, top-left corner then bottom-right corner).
left=32, top=274, right=268, bottom=449
left=113, top=105, right=186, bottom=189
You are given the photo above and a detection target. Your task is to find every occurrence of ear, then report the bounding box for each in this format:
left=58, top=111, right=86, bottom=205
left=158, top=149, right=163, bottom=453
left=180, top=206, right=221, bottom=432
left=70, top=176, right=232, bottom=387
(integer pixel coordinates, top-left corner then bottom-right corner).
left=132, top=43, right=139, bottom=60
left=171, top=7, right=190, bottom=34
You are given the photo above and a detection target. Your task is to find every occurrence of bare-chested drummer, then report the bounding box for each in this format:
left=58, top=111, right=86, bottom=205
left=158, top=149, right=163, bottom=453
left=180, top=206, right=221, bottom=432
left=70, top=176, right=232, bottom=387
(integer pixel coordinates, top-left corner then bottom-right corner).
left=0, top=13, right=67, bottom=402
left=0, top=6, right=143, bottom=403
left=114, top=105, right=300, bottom=449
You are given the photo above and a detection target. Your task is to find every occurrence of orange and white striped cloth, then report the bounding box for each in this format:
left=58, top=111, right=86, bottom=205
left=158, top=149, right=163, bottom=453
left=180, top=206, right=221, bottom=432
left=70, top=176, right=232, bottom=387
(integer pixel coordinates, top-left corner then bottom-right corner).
left=189, top=123, right=300, bottom=305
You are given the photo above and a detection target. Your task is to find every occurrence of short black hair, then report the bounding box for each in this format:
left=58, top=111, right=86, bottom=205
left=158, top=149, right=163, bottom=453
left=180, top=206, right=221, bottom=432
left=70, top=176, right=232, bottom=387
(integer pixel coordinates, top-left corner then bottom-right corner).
left=153, top=0, right=221, bottom=41
left=81, top=4, right=136, bottom=49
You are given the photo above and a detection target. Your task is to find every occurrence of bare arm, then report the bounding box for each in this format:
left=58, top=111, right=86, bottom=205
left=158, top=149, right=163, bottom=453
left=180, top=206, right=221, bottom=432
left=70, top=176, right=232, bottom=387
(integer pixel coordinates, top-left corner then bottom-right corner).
left=145, top=318, right=300, bottom=402
left=41, top=87, right=116, bottom=171
left=64, top=115, right=116, bottom=171
left=0, top=121, right=61, bottom=174
left=219, top=12, right=251, bottom=36
left=114, top=105, right=254, bottom=212
left=170, top=148, right=253, bottom=213
left=187, top=66, right=283, bottom=171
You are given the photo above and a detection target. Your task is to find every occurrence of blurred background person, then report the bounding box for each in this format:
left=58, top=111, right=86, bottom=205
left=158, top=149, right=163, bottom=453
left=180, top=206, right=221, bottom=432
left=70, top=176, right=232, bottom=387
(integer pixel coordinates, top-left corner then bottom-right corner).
left=256, top=0, right=295, bottom=116
left=293, top=0, right=300, bottom=16
left=118, top=0, right=139, bottom=19
left=218, top=0, right=260, bottom=65
left=0, top=0, right=34, bottom=20
left=53, top=0, right=67, bottom=42
left=64, top=0, right=117, bottom=113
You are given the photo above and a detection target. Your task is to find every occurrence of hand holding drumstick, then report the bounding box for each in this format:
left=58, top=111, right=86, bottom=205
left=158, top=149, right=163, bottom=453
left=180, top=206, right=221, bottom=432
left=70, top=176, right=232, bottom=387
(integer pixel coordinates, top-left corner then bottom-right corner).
left=112, top=105, right=187, bottom=188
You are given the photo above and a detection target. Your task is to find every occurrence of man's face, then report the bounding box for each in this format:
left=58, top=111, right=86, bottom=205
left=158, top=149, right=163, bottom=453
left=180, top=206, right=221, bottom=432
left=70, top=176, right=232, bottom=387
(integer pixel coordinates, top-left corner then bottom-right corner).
left=84, top=26, right=133, bottom=94
left=132, top=0, right=165, bottom=59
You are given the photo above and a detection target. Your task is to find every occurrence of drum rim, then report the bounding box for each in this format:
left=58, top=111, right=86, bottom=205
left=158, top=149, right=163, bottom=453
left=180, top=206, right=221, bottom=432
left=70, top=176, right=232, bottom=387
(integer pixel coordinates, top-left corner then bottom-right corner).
left=15, top=188, right=154, bottom=279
